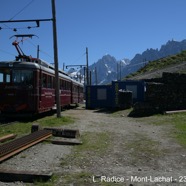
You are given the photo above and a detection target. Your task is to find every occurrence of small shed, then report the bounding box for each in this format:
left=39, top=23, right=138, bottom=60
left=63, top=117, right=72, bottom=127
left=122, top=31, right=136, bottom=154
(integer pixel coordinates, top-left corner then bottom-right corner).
left=86, top=85, right=113, bottom=109
left=86, top=80, right=145, bottom=109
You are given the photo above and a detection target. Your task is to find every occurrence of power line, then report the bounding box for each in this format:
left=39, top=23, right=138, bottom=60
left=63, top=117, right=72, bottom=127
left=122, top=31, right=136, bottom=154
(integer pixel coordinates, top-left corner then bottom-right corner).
left=39, top=49, right=53, bottom=60
left=0, top=1, right=54, bottom=63
left=0, top=19, right=54, bottom=62
left=9, top=0, right=36, bottom=20
left=70, top=52, right=86, bottom=64
left=0, top=48, right=15, bottom=57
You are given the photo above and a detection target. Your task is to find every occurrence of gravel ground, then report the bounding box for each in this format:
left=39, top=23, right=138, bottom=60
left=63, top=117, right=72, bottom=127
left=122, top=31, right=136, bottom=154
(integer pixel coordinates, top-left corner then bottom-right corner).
left=0, top=105, right=186, bottom=186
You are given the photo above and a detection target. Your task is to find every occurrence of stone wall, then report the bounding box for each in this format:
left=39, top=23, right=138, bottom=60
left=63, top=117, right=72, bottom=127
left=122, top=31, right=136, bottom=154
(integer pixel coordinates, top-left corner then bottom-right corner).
left=145, top=72, right=186, bottom=111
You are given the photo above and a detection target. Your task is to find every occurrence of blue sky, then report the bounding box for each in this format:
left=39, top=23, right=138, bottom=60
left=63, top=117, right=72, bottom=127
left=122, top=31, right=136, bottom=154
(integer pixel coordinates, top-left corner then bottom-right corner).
left=0, top=0, right=186, bottom=70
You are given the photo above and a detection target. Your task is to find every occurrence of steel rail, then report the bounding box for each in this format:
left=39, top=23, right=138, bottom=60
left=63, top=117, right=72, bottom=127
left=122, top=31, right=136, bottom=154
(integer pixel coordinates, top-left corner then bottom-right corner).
left=0, top=130, right=52, bottom=163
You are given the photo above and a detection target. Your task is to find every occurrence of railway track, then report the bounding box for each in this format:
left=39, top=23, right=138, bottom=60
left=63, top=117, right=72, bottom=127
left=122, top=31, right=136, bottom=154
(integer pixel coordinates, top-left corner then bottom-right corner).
left=0, top=130, right=52, bottom=163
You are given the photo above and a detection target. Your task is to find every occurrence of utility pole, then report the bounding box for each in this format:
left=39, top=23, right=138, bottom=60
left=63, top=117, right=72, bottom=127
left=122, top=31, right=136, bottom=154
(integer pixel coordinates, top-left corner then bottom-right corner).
left=120, top=61, right=122, bottom=81
left=117, top=63, right=119, bottom=81
left=86, top=47, right=89, bottom=85
left=84, top=67, right=86, bottom=85
left=37, top=45, right=39, bottom=59
left=63, top=63, right=65, bottom=71
left=51, top=0, right=61, bottom=117
left=95, top=67, right=98, bottom=85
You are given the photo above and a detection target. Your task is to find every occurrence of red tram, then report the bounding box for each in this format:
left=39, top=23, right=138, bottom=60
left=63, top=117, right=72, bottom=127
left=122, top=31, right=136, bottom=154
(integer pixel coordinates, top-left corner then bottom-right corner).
left=0, top=59, right=84, bottom=115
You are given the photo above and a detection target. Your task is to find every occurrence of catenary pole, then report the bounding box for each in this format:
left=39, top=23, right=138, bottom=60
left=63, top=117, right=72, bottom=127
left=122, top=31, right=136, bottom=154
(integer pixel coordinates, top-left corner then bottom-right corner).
left=37, top=45, right=39, bottom=59
left=51, top=0, right=61, bottom=117
left=86, top=47, right=89, bottom=85
left=95, top=67, right=98, bottom=85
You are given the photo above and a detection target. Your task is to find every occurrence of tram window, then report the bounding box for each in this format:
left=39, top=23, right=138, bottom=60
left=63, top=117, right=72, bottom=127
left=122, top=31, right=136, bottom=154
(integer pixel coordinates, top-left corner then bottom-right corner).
left=51, top=77, right=54, bottom=88
left=53, top=77, right=56, bottom=88
left=0, top=69, right=11, bottom=83
left=74, top=85, right=77, bottom=92
left=60, top=79, right=64, bottom=89
left=42, top=74, right=47, bottom=88
left=64, top=81, right=66, bottom=89
left=67, top=82, right=71, bottom=90
left=12, top=70, right=33, bottom=84
left=0, top=73, right=3, bottom=82
left=6, top=74, right=10, bottom=82
left=48, top=76, right=52, bottom=88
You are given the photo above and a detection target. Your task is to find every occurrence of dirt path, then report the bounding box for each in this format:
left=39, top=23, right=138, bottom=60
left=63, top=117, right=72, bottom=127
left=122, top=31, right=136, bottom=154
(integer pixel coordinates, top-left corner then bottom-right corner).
left=59, top=106, right=186, bottom=186
left=0, top=106, right=186, bottom=186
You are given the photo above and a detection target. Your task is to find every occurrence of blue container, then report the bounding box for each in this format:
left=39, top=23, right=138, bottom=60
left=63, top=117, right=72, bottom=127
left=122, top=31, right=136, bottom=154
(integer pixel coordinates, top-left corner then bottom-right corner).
left=86, top=80, right=145, bottom=109
left=86, top=85, right=113, bottom=109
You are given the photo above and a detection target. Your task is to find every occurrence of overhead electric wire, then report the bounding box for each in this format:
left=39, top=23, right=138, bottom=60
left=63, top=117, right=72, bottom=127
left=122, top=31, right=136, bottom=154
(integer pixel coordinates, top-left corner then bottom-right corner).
left=9, top=0, right=35, bottom=21
left=0, top=48, right=15, bottom=57
left=39, top=49, right=54, bottom=60
left=70, top=52, right=86, bottom=65
left=0, top=20, right=53, bottom=62
left=0, top=0, right=36, bottom=31
left=0, top=0, right=54, bottom=63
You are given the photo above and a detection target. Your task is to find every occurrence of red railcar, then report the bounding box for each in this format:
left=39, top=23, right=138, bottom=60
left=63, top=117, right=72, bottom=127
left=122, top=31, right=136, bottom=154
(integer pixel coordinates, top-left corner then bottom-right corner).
left=0, top=60, right=84, bottom=115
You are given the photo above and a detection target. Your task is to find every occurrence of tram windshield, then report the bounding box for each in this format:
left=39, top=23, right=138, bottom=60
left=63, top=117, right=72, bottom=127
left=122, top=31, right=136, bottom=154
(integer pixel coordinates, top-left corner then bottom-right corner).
left=0, top=69, right=11, bottom=83
left=12, top=70, right=33, bottom=85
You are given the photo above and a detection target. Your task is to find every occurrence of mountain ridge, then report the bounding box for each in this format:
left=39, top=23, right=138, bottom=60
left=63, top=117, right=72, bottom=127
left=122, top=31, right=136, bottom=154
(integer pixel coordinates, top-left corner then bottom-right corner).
left=68, top=39, right=186, bottom=85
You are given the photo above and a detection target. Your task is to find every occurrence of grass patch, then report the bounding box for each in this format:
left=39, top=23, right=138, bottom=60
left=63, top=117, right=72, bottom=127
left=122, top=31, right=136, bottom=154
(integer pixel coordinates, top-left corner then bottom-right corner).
left=125, top=50, right=186, bottom=79
left=36, top=115, right=74, bottom=128
left=170, top=113, right=186, bottom=147
left=61, top=131, right=111, bottom=168
left=33, top=174, right=59, bottom=186
left=0, top=115, right=74, bottom=138
left=135, top=114, right=173, bottom=126
left=60, top=131, right=112, bottom=185
left=62, top=131, right=110, bottom=159
left=0, top=122, right=31, bottom=137
left=62, top=171, right=93, bottom=185
left=134, top=112, right=186, bottom=147
left=124, top=133, right=162, bottom=165
left=77, top=132, right=110, bottom=154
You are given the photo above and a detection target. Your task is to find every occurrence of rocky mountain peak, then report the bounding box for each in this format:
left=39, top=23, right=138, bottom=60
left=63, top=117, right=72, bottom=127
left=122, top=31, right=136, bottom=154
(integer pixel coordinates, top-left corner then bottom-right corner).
left=68, top=39, right=186, bottom=85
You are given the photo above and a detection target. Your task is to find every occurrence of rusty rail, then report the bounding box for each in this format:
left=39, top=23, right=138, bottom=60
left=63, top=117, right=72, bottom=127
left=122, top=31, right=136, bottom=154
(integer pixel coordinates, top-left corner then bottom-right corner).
left=0, top=130, right=52, bottom=163
left=0, top=134, right=17, bottom=143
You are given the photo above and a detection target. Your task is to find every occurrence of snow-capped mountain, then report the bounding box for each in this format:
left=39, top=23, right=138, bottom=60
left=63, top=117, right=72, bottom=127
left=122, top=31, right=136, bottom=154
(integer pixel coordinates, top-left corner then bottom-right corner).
left=88, top=55, right=130, bottom=85
left=67, top=39, right=186, bottom=85
left=67, top=55, right=130, bottom=85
